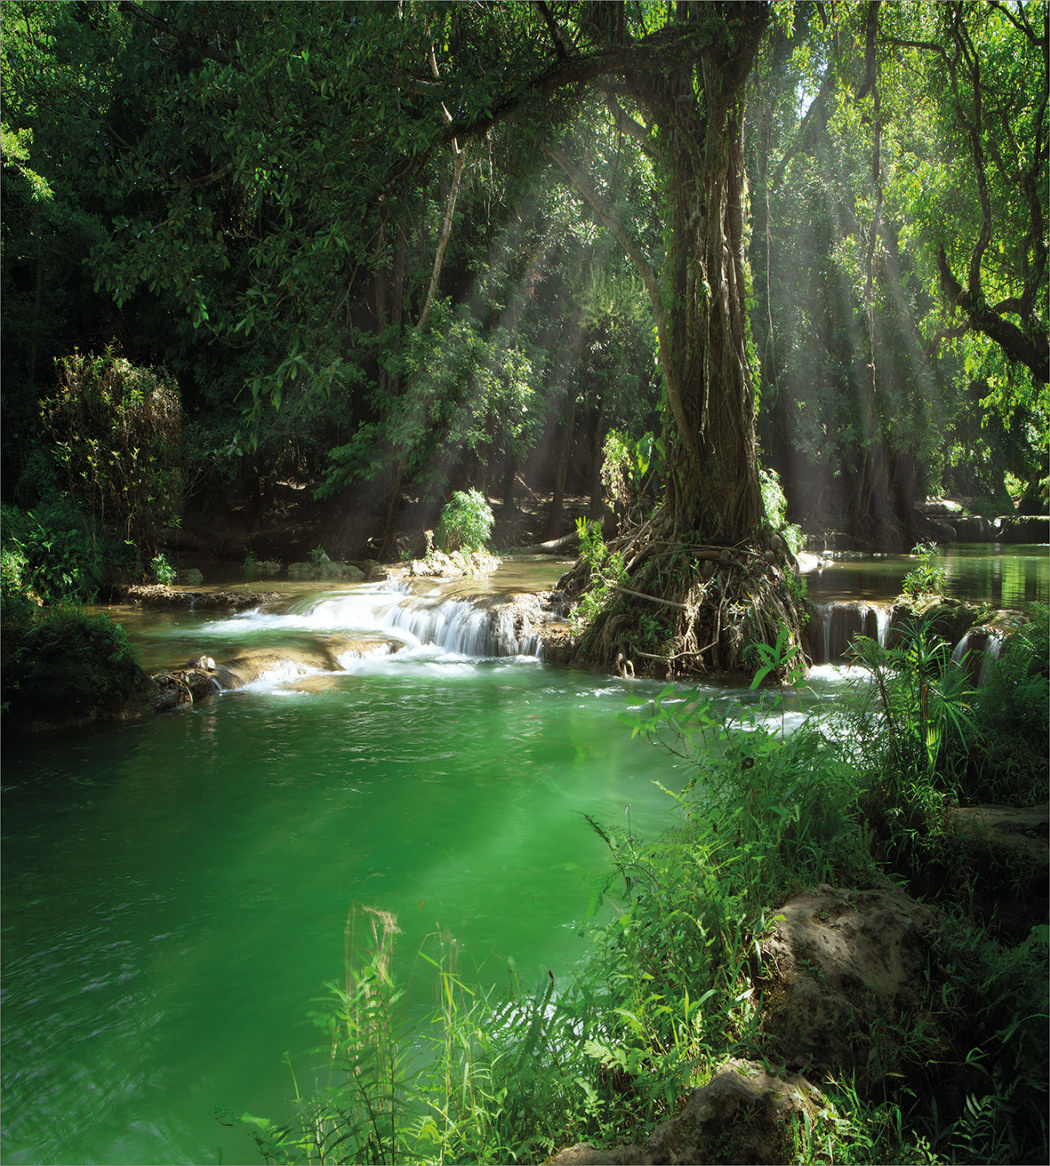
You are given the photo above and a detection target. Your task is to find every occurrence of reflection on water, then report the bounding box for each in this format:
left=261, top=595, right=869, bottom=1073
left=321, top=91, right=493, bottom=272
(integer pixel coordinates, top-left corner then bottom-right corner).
left=806, top=545, right=1048, bottom=607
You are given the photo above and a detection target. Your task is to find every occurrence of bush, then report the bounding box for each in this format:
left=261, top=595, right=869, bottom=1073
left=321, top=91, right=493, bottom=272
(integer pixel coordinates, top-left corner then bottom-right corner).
left=44, top=350, right=184, bottom=562
left=2, top=500, right=103, bottom=603
left=977, top=604, right=1049, bottom=749
left=2, top=604, right=145, bottom=722
left=435, top=489, right=494, bottom=553
left=759, top=466, right=804, bottom=555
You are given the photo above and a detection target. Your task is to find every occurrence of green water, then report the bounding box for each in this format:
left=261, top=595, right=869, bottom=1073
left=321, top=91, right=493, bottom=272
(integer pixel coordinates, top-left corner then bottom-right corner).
left=3, top=547, right=1042, bottom=1165
left=807, top=544, right=1049, bottom=606
left=2, top=622, right=712, bottom=1164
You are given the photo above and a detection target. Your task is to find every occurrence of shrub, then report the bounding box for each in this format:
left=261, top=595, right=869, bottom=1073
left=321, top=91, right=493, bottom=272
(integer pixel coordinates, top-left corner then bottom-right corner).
left=2, top=605, right=145, bottom=722
left=901, top=542, right=949, bottom=598
left=151, top=552, right=176, bottom=586
left=977, top=604, right=1049, bottom=749
left=435, top=489, right=494, bottom=553
left=759, top=466, right=804, bottom=555
left=1, top=500, right=104, bottom=603
left=44, top=350, right=184, bottom=562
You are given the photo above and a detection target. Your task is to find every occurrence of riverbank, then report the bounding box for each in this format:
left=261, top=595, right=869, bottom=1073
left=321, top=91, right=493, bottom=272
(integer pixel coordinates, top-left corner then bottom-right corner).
left=225, top=601, right=1048, bottom=1166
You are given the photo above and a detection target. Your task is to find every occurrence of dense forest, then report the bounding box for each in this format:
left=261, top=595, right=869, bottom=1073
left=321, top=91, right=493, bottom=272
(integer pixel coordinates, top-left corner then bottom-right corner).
left=2, top=2, right=1046, bottom=579
left=2, top=6, right=1048, bottom=1166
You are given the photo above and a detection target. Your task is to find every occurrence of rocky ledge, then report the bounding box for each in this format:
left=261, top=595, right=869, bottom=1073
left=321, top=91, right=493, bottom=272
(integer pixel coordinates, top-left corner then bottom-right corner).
left=106, top=584, right=281, bottom=610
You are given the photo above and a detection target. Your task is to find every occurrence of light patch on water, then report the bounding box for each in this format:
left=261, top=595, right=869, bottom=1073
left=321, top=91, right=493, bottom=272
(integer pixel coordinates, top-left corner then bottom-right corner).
left=237, top=660, right=325, bottom=691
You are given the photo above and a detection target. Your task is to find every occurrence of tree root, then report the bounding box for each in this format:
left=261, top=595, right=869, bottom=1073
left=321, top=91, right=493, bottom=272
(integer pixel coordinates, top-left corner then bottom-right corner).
left=558, top=512, right=806, bottom=682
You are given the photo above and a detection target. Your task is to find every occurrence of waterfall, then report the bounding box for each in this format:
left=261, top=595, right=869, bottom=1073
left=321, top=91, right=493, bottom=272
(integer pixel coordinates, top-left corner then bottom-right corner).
left=978, top=634, right=1004, bottom=687
left=805, top=600, right=893, bottom=664
left=300, top=585, right=544, bottom=659
left=383, top=593, right=540, bottom=657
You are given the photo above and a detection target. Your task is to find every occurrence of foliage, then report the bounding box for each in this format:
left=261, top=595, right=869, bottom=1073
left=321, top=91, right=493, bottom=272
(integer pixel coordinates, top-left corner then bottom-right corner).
left=570, top=517, right=627, bottom=635
left=967, top=604, right=1050, bottom=802
left=151, top=552, right=176, bottom=587
left=0, top=499, right=119, bottom=604
left=848, top=622, right=977, bottom=863
left=750, top=2, right=1047, bottom=540
left=2, top=603, right=144, bottom=723
left=43, top=351, right=184, bottom=562
left=976, top=604, right=1049, bottom=748
left=434, top=489, right=494, bottom=554
left=902, top=543, right=950, bottom=598
left=758, top=466, right=804, bottom=555
left=601, top=429, right=663, bottom=526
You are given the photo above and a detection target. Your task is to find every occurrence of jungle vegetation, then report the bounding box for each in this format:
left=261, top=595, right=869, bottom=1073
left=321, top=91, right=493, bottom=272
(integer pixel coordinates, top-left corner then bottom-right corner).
left=2, top=4, right=1045, bottom=631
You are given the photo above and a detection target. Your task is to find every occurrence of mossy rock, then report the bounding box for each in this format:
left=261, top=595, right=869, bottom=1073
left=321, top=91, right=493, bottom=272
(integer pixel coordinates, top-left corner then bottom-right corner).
left=888, top=595, right=983, bottom=648
left=245, top=560, right=281, bottom=578
left=288, top=561, right=366, bottom=581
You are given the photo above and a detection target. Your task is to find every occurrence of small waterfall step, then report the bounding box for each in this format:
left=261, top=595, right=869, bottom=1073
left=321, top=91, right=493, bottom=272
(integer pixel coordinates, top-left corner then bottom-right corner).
left=805, top=600, right=892, bottom=664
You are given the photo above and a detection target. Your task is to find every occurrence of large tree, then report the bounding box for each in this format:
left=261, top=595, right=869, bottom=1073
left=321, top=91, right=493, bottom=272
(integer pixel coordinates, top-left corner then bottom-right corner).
left=89, top=0, right=801, bottom=675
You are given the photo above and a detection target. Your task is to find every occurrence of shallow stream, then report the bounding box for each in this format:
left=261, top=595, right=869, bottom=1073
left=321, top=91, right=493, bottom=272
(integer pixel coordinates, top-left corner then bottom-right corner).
left=2, top=548, right=1046, bottom=1164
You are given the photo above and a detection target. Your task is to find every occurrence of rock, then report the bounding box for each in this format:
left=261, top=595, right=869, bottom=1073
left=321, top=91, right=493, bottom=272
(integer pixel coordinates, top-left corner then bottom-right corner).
left=288, top=561, right=367, bottom=581
left=246, top=560, right=282, bottom=578
left=351, top=559, right=388, bottom=581
left=406, top=550, right=500, bottom=578
left=888, top=596, right=982, bottom=648
left=176, top=568, right=204, bottom=586
left=996, top=514, right=1049, bottom=544
left=756, top=885, right=939, bottom=1079
left=549, top=1059, right=821, bottom=1165
left=111, top=586, right=280, bottom=611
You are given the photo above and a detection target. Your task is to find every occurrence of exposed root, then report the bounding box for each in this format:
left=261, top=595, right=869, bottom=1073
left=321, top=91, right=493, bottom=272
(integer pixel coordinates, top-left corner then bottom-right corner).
left=558, top=510, right=806, bottom=681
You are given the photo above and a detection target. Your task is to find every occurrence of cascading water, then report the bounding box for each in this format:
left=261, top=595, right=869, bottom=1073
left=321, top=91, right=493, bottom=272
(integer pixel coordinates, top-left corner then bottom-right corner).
left=805, top=600, right=892, bottom=664
left=175, top=582, right=545, bottom=689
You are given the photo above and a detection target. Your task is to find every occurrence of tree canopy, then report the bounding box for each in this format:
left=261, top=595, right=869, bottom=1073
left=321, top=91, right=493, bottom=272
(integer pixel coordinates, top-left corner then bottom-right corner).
left=2, top=0, right=1046, bottom=662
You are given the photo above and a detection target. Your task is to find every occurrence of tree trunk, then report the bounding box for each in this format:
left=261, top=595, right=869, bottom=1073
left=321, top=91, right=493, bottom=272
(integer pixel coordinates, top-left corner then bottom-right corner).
left=660, top=78, right=763, bottom=544
left=545, top=390, right=577, bottom=540
left=562, top=5, right=806, bottom=680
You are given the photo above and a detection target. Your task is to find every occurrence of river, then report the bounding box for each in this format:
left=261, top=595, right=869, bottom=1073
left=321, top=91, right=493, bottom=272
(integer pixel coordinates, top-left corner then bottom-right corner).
left=2, top=547, right=1046, bottom=1164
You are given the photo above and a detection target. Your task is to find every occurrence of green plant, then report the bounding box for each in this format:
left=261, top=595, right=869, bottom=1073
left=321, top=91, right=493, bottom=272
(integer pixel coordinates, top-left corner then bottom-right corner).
left=902, top=543, right=950, bottom=598
left=434, top=489, right=494, bottom=554
left=309, top=544, right=330, bottom=566
left=1, top=500, right=104, bottom=603
left=43, top=350, right=185, bottom=563
left=3, top=604, right=145, bottom=721
left=571, top=517, right=627, bottom=635
left=758, top=466, right=804, bottom=555
left=151, top=552, right=176, bottom=586
left=244, top=547, right=258, bottom=572
left=601, top=430, right=663, bottom=525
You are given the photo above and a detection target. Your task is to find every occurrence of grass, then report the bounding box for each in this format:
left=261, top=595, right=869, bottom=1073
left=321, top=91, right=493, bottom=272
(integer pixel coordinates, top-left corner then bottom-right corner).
left=228, top=611, right=1049, bottom=1165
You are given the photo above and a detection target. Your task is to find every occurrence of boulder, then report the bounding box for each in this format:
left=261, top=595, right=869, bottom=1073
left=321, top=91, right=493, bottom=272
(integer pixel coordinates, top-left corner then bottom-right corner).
left=756, top=885, right=939, bottom=1080
left=288, top=561, right=367, bottom=581
left=350, top=559, right=388, bottom=581
left=245, top=560, right=282, bottom=578
left=549, top=1059, right=821, bottom=1165
left=888, top=596, right=982, bottom=649
left=176, top=568, right=204, bottom=586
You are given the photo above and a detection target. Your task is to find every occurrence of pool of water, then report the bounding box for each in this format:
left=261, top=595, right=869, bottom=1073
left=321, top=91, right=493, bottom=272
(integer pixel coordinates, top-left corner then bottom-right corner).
left=2, top=550, right=1040, bottom=1164
left=805, top=544, right=1048, bottom=607
left=5, top=560, right=780, bottom=1166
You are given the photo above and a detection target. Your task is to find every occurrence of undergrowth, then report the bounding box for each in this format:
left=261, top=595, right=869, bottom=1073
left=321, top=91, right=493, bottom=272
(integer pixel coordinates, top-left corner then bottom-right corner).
left=227, top=614, right=1048, bottom=1166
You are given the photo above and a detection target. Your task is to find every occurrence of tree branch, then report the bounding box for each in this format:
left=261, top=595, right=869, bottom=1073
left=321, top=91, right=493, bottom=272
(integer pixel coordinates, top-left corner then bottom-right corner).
left=118, top=0, right=231, bottom=65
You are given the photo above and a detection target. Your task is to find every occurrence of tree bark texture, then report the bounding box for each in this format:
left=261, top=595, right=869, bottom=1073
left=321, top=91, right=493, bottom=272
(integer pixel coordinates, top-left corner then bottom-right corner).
left=629, top=4, right=768, bottom=543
